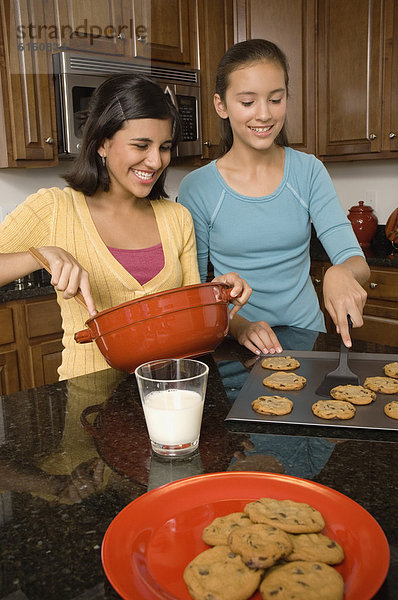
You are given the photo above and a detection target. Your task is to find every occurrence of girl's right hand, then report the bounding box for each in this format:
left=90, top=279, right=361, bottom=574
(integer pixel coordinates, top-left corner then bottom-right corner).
left=229, top=314, right=283, bottom=355
left=36, top=246, right=97, bottom=316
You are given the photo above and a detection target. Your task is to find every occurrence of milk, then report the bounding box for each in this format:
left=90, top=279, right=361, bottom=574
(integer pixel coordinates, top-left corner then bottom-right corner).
left=143, top=389, right=204, bottom=446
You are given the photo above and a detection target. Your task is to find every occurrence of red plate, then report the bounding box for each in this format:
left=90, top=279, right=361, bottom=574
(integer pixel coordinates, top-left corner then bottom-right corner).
left=101, top=472, right=390, bottom=600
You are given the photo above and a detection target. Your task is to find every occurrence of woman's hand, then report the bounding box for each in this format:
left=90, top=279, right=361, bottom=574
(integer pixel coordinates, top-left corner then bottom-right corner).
left=212, top=272, right=252, bottom=319
left=228, top=314, right=283, bottom=355
left=323, top=261, right=368, bottom=347
left=36, top=246, right=97, bottom=316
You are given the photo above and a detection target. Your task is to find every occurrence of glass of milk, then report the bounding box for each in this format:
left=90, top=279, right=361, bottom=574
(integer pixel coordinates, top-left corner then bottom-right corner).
left=135, top=358, right=209, bottom=458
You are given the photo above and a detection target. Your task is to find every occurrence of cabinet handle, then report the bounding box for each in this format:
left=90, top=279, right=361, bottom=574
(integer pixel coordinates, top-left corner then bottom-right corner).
left=135, top=25, right=147, bottom=42
left=45, top=137, right=54, bottom=145
left=370, top=282, right=378, bottom=289
left=368, top=133, right=377, bottom=140
left=117, top=32, right=126, bottom=40
left=389, top=132, right=397, bottom=139
left=203, top=141, right=214, bottom=147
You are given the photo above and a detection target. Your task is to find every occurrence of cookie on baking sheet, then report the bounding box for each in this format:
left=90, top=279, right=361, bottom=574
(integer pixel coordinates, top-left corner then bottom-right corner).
left=384, top=400, right=398, bottom=420
left=183, top=545, right=262, bottom=600
left=244, top=498, right=325, bottom=534
left=261, top=355, right=300, bottom=370
left=228, top=523, right=293, bottom=569
left=286, top=532, right=344, bottom=565
left=202, top=512, right=251, bottom=546
left=252, top=395, right=293, bottom=416
left=312, top=400, right=356, bottom=420
left=259, top=560, right=344, bottom=600
left=384, top=362, right=398, bottom=379
left=262, top=371, right=306, bottom=391
left=330, top=384, right=376, bottom=405
left=364, top=376, right=398, bottom=394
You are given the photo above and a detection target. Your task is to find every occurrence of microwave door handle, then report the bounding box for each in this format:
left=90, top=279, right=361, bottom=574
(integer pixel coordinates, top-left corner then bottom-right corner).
left=164, top=85, right=178, bottom=108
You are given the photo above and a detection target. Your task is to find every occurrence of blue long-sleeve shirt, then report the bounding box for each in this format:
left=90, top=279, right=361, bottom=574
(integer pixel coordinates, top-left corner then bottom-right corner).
left=179, top=147, right=364, bottom=332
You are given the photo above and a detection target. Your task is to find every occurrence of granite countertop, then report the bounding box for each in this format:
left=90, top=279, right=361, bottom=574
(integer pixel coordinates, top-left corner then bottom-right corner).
left=0, top=328, right=397, bottom=599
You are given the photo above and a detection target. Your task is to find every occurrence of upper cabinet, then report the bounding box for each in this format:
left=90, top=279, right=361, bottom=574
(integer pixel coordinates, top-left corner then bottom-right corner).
left=0, top=0, right=58, bottom=167
left=317, top=0, right=398, bottom=160
left=234, top=0, right=316, bottom=155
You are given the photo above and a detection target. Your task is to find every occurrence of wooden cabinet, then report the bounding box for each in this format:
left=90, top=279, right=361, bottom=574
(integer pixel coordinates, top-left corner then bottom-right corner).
left=233, top=0, right=316, bottom=154
left=197, top=0, right=234, bottom=159
left=0, top=295, right=63, bottom=392
left=48, top=0, right=127, bottom=55
left=311, top=261, right=398, bottom=345
left=317, top=0, right=398, bottom=160
left=0, top=0, right=58, bottom=167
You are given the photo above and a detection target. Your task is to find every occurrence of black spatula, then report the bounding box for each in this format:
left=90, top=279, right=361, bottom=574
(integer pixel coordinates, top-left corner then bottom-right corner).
left=315, top=316, right=360, bottom=397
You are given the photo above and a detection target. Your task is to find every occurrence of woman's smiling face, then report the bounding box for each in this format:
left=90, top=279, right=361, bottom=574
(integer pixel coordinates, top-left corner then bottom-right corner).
left=214, top=60, right=287, bottom=152
left=99, top=118, right=173, bottom=199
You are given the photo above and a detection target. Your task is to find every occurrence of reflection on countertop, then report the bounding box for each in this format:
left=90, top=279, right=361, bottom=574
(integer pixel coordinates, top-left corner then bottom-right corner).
left=0, top=330, right=397, bottom=599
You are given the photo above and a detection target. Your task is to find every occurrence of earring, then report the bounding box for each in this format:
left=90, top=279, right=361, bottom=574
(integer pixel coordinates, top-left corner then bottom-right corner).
left=101, top=156, right=106, bottom=167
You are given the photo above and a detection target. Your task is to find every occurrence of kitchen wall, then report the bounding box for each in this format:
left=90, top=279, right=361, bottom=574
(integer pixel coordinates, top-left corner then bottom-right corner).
left=0, top=159, right=397, bottom=224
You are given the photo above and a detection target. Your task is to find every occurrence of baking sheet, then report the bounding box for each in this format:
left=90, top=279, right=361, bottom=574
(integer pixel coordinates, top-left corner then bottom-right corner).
left=225, top=351, right=398, bottom=432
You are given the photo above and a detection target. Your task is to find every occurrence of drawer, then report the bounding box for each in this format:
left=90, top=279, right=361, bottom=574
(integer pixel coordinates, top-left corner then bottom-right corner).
left=0, top=307, right=15, bottom=345
left=364, top=268, right=398, bottom=302
left=25, top=298, right=62, bottom=339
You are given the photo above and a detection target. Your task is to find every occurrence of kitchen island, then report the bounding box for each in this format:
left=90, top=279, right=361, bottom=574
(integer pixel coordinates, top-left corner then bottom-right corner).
left=0, top=328, right=397, bottom=600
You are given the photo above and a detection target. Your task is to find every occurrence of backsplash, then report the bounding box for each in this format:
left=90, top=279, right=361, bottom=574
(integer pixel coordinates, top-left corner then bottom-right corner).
left=0, top=159, right=397, bottom=223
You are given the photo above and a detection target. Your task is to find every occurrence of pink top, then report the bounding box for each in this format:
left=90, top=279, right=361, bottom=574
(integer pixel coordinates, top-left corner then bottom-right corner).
left=108, top=243, right=165, bottom=285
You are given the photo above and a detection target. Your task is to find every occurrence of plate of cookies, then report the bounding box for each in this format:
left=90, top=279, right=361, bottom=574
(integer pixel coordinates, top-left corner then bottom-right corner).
left=226, top=351, right=398, bottom=437
left=101, top=471, right=389, bottom=600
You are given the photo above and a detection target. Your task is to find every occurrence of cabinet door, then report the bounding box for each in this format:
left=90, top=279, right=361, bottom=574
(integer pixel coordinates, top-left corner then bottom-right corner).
left=30, top=339, right=64, bottom=387
left=48, top=0, right=127, bottom=55
left=317, top=0, right=383, bottom=157
left=382, top=0, right=398, bottom=152
left=234, top=0, right=316, bottom=154
left=197, top=0, right=234, bottom=159
left=129, top=0, right=192, bottom=64
left=0, top=351, right=20, bottom=395
left=0, top=0, right=57, bottom=166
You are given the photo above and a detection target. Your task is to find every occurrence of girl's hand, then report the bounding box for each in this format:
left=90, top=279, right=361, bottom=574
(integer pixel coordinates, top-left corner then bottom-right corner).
left=212, top=272, right=252, bottom=319
left=323, top=263, right=367, bottom=347
left=36, top=246, right=97, bottom=316
left=229, top=314, right=283, bottom=355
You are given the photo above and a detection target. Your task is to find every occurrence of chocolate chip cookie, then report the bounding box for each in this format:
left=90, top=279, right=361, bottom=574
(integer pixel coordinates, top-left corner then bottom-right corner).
left=384, top=400, right=398, bottom=420
left=244, top=498, right=325, bottom=534
left=202, top=512, right=251, bottom=546
left=384, top=362, right=398, bottom=379
left=262, top=372, right=306, bottom=391
left=259, top=560, right=344, bottom=600
left=364, top=376, right=398, bottom=394
left=261, top=356, right=300, bottom=370
left=228, top=523, right=292, bottom=569
left=312, top=400, right=356, bottom=420
left=183, top=545, right=263, bottom=600
left=286, top=532, right=344, bottom=565
left=330, top=384, right=376, bottom=405
left=252, top=395, right=293, bottom=416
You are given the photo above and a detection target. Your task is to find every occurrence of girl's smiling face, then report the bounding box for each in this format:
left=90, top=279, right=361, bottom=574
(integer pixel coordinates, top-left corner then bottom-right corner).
left=99, top=118, right=173, bottom=199
left=214, top=60, right=287, bottom=153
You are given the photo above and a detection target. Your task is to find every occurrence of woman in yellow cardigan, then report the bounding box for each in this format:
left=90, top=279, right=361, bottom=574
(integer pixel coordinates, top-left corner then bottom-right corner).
left=0, top=74, right=251, bottom=379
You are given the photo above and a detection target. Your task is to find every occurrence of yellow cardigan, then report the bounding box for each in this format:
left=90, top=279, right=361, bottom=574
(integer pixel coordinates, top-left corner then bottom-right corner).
left=0, top=187, right=200, bottom=379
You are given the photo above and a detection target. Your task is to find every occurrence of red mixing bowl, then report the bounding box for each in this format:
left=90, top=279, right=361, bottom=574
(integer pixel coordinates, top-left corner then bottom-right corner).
left=74, top=282, right=232, bottom=372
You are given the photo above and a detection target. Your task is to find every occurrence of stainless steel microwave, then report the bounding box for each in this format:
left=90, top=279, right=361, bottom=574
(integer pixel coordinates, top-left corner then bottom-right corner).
left=52, top=51, right=202, bottom=157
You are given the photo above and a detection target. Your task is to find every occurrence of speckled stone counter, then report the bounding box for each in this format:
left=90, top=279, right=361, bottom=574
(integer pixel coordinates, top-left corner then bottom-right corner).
left=0, top=329, right=397, bottom=599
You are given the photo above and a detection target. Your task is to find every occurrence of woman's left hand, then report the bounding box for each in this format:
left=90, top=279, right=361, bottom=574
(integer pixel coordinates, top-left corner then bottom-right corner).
left=212, top=272, right=252, bottom=318
left=323, top=263, right=368, bottom=347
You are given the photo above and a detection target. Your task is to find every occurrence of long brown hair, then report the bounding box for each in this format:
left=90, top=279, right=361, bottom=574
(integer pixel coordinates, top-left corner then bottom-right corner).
left=64, top=73, right=181, bottom=198
left=216, top=39, right=290, bottom=155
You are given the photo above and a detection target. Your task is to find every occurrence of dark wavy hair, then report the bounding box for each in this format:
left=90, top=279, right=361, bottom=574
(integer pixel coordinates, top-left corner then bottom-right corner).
left=64, top=73, right=181, bottom=199
left=216, top=39, right=290, bottom=155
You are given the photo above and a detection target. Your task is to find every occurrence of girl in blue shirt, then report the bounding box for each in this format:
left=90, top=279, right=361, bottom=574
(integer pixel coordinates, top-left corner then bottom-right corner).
left=179, top=39, right=369, bottom=356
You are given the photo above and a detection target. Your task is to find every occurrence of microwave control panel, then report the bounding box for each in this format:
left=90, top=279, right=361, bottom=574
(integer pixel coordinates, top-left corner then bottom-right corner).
left=176, top=95, right=198, bottom=142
